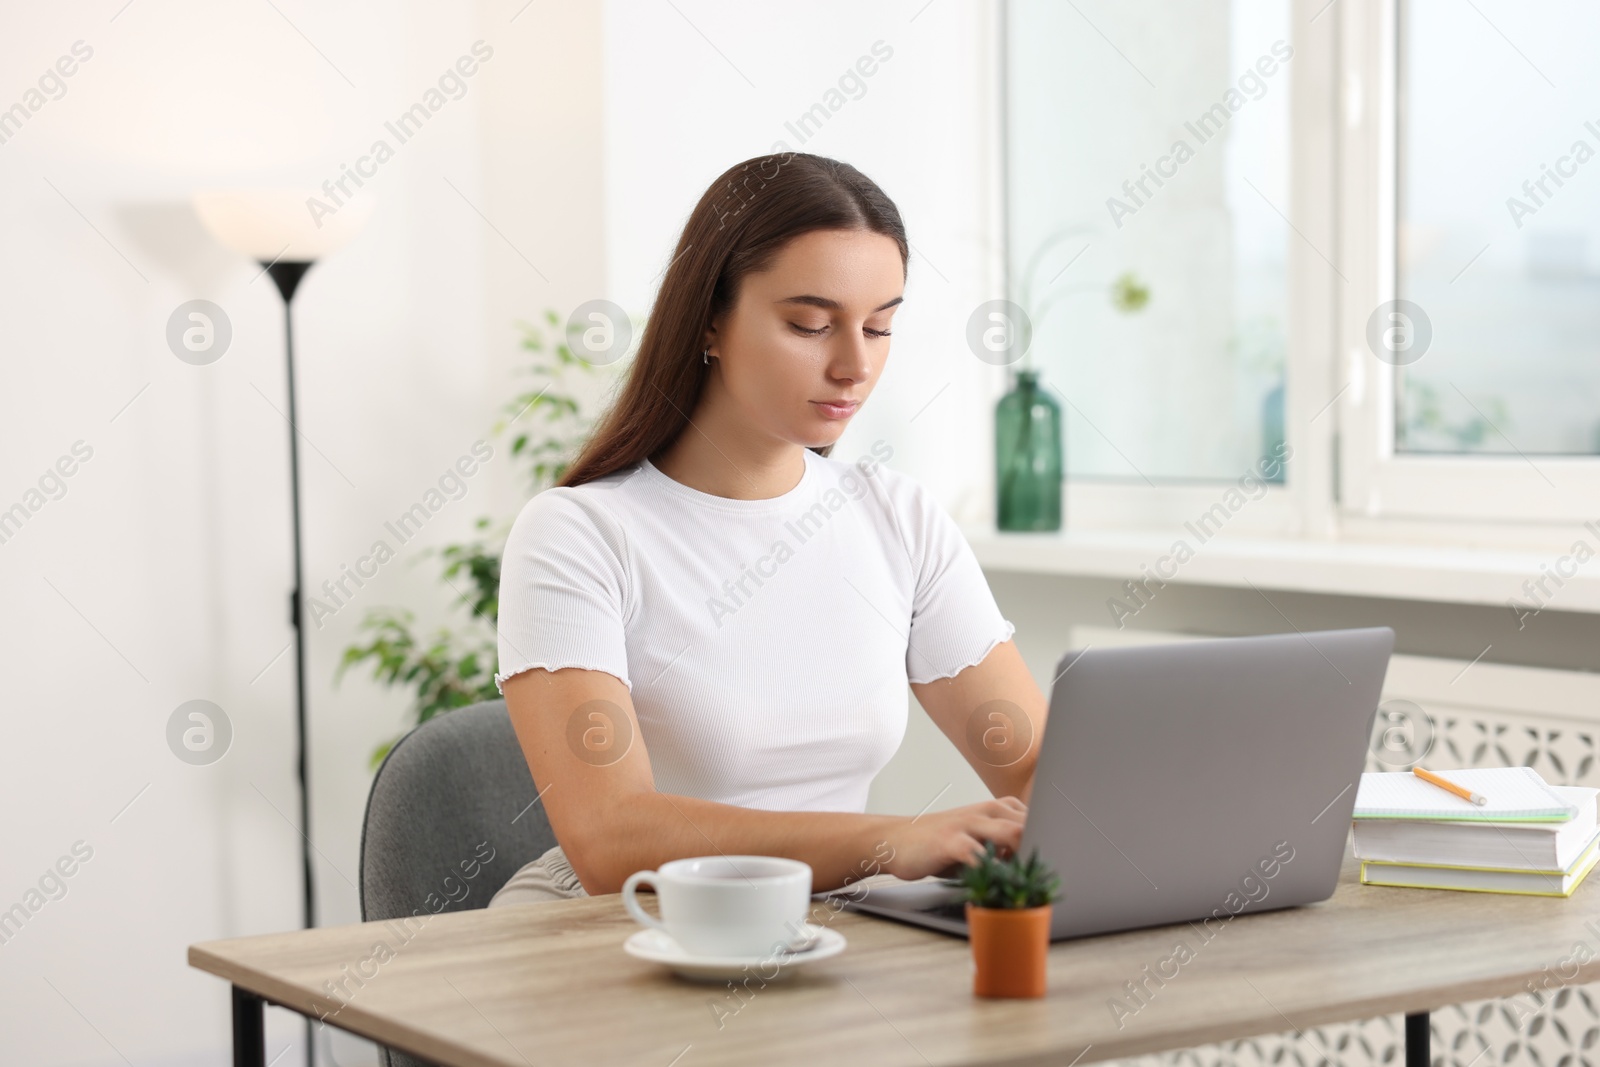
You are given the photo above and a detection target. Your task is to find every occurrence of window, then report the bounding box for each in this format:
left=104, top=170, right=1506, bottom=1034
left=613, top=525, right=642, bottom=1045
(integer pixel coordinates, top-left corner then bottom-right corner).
left=1338, top=0, right=1600, bottom=525
left=1004, top=0, right=1293, bottom=485
left=1003, top=0, right=1600, bottom=531
left=1396, top=0, right=1600, bottom=458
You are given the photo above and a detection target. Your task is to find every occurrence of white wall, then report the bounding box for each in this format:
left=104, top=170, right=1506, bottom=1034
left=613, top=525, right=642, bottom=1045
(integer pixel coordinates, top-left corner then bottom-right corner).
left=0, top=1, right=603, bottom=1064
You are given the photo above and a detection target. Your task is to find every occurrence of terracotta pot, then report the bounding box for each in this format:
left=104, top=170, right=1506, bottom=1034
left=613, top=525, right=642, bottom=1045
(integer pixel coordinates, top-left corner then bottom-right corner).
left=967, top=902, right=1051, bottom=998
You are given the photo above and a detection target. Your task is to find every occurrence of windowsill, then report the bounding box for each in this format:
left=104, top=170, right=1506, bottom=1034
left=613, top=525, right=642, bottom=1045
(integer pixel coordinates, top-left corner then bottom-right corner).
left=963, top=528, right=1600, bottom=614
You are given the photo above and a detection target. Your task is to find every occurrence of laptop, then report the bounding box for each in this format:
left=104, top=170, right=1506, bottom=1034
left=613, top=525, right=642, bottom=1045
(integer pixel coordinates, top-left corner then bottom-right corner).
left=816, top=626, right=1395, bottom=941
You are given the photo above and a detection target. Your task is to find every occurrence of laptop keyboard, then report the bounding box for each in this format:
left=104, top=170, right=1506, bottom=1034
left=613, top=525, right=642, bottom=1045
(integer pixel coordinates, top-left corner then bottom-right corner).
left=921, top=900, right=970, bottom=923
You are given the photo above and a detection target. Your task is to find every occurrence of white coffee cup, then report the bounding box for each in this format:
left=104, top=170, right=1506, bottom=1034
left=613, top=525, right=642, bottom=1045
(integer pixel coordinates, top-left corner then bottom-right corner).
left=621, top=855, right=813, bottom=958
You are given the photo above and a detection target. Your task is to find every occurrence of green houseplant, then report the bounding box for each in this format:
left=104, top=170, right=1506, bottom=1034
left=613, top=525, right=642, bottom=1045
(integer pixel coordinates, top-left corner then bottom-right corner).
left=957, top=841, right=1062, bottom=998
left=337, top=308, right=620, bottom=766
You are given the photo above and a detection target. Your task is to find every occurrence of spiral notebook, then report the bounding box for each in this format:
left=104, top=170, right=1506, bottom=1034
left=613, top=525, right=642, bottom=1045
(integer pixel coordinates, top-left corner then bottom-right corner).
left=1353, top=766, right=1579, bottom=822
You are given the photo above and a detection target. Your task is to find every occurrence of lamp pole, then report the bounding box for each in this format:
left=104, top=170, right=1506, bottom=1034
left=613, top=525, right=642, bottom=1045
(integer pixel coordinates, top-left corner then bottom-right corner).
left=193, top=185, right=372, bottom=1067
left=264, top=259, right=317, bottom=1067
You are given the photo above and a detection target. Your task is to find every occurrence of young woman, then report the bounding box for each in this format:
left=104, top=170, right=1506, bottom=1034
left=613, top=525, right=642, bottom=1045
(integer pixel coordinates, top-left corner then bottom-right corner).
left=488, top=152, right=1048, bottom=907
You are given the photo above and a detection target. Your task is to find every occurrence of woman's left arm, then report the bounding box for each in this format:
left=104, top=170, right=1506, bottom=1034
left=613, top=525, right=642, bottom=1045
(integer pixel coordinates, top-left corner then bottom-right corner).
left=910, top=639, right=1048, bottom=805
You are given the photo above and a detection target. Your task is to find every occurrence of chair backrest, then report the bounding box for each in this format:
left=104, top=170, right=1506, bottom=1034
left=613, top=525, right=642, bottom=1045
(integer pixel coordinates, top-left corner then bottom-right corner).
left=359, top=699, right=556, bottom=1067
left=360, top=698, right=556, bottom=924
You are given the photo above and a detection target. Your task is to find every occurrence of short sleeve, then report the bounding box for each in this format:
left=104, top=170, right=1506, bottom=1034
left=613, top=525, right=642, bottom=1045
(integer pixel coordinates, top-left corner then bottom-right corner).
left=895, top=478, right=1016, bottom=685
left=495, top=487, right=633, bottom=692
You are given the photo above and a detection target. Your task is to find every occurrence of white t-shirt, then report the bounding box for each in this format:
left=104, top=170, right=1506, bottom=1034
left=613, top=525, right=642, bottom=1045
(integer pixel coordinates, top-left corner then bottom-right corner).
left=494, top=444, right=1015, bottom=813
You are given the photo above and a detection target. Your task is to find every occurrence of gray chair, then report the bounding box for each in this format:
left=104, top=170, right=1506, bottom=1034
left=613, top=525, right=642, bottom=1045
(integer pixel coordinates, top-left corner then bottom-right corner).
left=359, top=699, right=557, bottom=1067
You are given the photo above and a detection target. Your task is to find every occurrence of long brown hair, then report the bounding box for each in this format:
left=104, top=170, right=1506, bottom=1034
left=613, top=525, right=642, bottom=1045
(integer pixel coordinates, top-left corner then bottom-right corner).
left=558, top=152, right=908, bottom=489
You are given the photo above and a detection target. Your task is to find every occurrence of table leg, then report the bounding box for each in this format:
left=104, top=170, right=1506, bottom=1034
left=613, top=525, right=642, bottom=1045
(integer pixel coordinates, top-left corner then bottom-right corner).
left=1405, top=1011, right=1429, bottom=1067
left=232, top=985, right=266, bottom=1067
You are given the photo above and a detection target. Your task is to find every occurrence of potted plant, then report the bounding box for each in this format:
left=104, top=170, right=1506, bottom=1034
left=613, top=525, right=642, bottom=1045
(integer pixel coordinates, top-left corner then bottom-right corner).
left=957, top=841, right=1062, bottom=998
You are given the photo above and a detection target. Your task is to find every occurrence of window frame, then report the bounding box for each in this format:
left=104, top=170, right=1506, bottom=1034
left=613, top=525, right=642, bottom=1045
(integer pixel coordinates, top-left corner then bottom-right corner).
left=1332, top=0, right=1600, bottom=526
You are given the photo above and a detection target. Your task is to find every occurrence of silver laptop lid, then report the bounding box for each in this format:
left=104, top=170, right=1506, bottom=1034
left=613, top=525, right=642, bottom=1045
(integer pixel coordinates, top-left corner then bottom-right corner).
left=1026, top=626, right=1393, bottom=938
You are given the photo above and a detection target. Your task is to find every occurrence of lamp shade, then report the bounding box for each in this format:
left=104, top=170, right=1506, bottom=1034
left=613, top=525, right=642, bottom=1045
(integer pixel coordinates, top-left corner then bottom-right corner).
left=193, top=187, right=373, bottom=261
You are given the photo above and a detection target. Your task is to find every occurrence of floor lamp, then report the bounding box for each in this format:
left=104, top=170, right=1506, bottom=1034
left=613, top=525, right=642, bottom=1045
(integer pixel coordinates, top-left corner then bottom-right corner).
left=194, top=188, right=372, bottom=1067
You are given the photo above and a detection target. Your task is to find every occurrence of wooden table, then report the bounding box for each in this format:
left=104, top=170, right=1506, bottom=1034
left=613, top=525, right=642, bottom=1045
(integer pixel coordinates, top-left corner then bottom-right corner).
left=190, top=853, right=1597, bottom=1067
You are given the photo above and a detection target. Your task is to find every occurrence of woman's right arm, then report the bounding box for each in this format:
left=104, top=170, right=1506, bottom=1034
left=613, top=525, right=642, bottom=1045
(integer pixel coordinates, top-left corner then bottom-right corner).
left=503, top=666, right=1028, bottom=895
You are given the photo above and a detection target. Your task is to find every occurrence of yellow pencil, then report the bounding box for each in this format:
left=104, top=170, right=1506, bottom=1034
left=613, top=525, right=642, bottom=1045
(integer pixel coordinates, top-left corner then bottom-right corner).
left=1413, top=766, right=1488, bottom=806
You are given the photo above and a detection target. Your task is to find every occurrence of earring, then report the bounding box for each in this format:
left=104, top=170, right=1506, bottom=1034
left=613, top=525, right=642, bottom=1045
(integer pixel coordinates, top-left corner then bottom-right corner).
left=702, top=347, right=711, bottom=365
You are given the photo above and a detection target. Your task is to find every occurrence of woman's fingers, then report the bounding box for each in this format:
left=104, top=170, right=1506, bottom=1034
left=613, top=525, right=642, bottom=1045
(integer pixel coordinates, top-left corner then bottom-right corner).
left=910, top=800, right=1032, bottom=881
left=957, top=834, right=985, bottom=866
left=986, top=796, right=1028, bottom=820
left=972, top=816, right=1026, bottom=852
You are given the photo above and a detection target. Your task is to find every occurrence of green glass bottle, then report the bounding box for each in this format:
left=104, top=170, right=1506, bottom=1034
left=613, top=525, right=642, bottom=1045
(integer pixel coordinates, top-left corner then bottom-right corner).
left=995, top=368, right=1063, bottom=531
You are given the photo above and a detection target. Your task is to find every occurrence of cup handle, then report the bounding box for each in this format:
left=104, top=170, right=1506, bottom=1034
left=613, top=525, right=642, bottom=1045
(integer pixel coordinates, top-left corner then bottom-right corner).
left=621, top=870, right=669, bottom=933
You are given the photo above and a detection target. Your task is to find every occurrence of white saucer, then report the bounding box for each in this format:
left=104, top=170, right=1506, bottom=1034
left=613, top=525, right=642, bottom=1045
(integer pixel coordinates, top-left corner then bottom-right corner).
left=623, top=922, right=846, bottom=982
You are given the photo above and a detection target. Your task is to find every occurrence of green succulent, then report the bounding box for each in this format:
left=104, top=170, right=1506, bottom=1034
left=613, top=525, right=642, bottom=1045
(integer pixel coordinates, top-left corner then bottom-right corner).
left=957, top=841, right=1062, bottom=910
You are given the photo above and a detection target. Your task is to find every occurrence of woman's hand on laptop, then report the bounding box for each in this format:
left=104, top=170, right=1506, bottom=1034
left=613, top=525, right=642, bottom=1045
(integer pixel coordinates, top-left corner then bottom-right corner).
left=881, top=796, right=1028, bottom=882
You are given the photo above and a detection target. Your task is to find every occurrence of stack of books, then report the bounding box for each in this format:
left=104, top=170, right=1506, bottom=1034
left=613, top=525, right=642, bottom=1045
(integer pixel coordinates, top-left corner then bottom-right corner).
left=1353, top=765, right=1600, bottom=897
